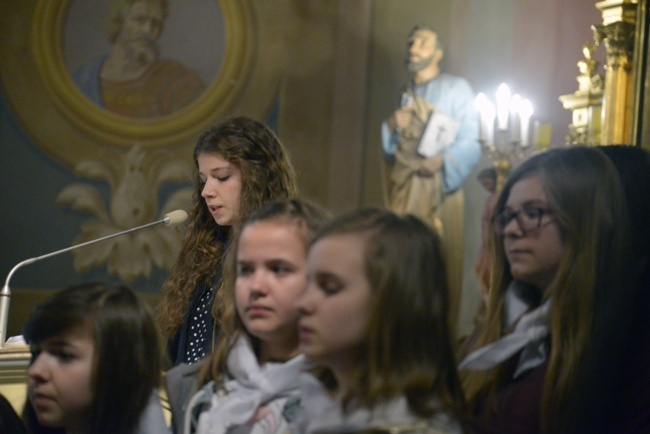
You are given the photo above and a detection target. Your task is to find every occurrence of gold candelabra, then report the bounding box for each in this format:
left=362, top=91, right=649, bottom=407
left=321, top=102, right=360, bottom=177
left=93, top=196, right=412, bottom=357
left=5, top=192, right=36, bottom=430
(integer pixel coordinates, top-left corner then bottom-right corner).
left=475, top=83, right=551, bottom=190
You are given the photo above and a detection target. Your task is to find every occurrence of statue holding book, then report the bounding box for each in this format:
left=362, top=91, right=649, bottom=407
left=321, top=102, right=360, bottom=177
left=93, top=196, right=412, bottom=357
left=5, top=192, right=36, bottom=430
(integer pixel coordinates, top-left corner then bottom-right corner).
left=381, top=24, right=481, bottom=330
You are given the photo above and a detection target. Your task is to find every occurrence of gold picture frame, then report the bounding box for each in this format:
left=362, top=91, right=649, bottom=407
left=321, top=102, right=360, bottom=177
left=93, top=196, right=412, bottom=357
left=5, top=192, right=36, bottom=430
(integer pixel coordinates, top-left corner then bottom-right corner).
left=2, top=0, right=254, bottom=166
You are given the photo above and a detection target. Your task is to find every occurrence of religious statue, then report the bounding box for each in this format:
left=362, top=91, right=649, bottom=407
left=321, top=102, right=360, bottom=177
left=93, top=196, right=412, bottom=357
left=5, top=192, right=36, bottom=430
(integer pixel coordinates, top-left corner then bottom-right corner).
left=381, top=24, right=481, bottom=330
left=577, top=42, right=603, bottom=93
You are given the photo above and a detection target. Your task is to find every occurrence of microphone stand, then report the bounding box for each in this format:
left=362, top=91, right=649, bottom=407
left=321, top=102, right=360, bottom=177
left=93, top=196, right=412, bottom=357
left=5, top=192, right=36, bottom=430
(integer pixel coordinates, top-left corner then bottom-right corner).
left=0, top=210, right=187, bottom=348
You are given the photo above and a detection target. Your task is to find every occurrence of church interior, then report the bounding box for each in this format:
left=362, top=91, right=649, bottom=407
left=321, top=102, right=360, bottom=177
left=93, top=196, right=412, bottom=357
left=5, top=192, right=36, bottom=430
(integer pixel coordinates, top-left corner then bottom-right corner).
left=1, top=0, right=648, bottom=423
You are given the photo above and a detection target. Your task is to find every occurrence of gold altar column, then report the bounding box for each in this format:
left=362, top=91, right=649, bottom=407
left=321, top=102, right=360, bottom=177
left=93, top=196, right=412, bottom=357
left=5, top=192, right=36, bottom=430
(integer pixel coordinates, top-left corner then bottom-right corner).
left=595, top=0, right=638, bottom=145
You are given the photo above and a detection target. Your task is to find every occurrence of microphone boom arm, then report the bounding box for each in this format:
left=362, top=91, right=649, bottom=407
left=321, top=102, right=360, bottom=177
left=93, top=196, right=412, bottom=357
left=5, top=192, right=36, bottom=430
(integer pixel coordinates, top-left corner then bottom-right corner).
left=0, top=210, right=187, bottom=348
left=3, top=219, right=162, bottom=289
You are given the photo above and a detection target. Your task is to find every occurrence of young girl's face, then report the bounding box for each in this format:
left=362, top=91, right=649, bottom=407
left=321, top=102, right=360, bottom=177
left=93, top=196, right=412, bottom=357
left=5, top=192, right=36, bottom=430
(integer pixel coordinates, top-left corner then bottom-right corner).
left=198, top=152, right=243, bottom=226
left=235, top=220, right=308, bottom=362
left=502, top=175, right=564, bottom=291
left=297, top=233, right=372, bottom=370
left=27, top=323, right=95, bottom=431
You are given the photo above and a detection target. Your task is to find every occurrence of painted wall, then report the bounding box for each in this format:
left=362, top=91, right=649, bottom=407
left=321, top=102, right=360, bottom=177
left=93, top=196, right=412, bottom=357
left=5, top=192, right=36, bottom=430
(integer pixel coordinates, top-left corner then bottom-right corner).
left=1, top=0, right=604, bottom=337
left=0, top=0, right=370, bottom=337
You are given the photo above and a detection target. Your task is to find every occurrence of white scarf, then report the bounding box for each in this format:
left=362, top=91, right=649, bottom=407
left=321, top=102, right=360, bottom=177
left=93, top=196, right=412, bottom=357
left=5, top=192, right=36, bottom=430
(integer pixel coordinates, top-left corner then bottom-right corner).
left=187, top=334, right=304, bottom=434
left=296, top=373, right=461, bottom=434
left=459, top=283, right=551, bottom=379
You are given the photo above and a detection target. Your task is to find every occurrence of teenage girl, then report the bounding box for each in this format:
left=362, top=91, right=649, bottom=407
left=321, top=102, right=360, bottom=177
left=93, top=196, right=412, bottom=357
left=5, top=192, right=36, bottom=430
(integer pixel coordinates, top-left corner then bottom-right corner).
left=175, top=198, right=329, bottom=434
left=296, top=207, right=467, bottom=433
left=23, top=282, right=168, bottom=434
left=158, top=116, right=298, bottom=366
left=460, top=147, right=633, bottom=433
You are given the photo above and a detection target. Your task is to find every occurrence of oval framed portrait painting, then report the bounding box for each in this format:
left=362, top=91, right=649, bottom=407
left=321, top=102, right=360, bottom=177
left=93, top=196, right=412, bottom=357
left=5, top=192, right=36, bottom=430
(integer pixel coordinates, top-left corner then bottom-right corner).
left=3, top=0, right=255, bottom=165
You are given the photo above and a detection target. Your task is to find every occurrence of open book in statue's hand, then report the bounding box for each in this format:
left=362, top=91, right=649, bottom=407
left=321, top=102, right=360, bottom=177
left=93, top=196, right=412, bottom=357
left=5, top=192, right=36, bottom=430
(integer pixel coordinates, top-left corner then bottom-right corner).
left=417, top=109, right=460, bottom=158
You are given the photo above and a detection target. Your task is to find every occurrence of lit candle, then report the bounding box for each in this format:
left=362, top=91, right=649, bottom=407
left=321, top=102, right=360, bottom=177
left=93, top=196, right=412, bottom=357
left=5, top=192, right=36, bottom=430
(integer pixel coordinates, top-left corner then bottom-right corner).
left=509, top=94, right=522, bottom=143
left=474, top=93, right=495, bottom=145
left=519, top=99, right=533, bottom=147
left=495, top=83, right=510, bottom=131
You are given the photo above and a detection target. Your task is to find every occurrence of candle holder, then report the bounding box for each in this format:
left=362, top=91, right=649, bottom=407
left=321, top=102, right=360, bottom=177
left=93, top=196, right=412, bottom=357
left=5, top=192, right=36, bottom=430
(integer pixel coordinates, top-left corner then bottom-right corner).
left=475, top=83, right=535, bottom=190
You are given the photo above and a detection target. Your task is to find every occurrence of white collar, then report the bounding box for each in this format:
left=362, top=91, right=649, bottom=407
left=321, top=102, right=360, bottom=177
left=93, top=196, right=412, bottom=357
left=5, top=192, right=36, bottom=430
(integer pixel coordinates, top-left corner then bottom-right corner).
left=460, top=282, right=551, bottom=379
left=186, top=334, right=304, bottom=434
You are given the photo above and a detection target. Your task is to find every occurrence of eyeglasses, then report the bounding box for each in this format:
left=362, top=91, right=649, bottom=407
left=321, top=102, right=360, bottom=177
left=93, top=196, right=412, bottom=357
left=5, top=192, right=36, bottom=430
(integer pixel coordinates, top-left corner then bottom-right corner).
left=494, top=206, right=553, bottom=235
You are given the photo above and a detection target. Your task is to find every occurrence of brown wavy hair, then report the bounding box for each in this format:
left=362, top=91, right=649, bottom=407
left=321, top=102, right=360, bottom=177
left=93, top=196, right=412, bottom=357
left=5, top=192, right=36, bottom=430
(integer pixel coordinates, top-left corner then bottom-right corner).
left=461, top=147, right=633, bottom=432
left=157, top=117, right=298, bottom=341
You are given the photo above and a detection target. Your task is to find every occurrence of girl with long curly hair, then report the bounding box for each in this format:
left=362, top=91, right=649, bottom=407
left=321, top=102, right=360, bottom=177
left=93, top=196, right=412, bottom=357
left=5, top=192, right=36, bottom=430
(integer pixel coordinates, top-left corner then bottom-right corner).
left=158, top=117, right=297, bottom=367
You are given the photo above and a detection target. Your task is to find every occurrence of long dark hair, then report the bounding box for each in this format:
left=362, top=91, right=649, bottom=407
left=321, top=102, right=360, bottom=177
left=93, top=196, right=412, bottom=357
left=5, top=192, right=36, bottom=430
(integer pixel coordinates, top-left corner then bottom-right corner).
left=23, top=283, right=163, bottom=434
left=556, top=145, right=650, bottom=433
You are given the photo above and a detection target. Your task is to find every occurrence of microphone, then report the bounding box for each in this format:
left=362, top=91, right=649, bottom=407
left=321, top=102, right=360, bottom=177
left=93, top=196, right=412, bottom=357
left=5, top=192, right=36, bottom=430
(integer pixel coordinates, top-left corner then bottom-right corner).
left=0, top=209, right=188, bottom=348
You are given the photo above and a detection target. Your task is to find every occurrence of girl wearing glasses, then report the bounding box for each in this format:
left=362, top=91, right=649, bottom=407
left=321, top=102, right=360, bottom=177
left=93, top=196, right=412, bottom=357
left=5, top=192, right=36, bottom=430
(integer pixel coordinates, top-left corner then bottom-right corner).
left=459, top=147, right=633, bottom=433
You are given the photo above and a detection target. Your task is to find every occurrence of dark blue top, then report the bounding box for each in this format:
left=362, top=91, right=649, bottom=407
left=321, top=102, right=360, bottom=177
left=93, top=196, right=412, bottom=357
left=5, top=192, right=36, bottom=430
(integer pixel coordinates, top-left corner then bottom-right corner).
left=167, top=269, right=222, bottom=367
